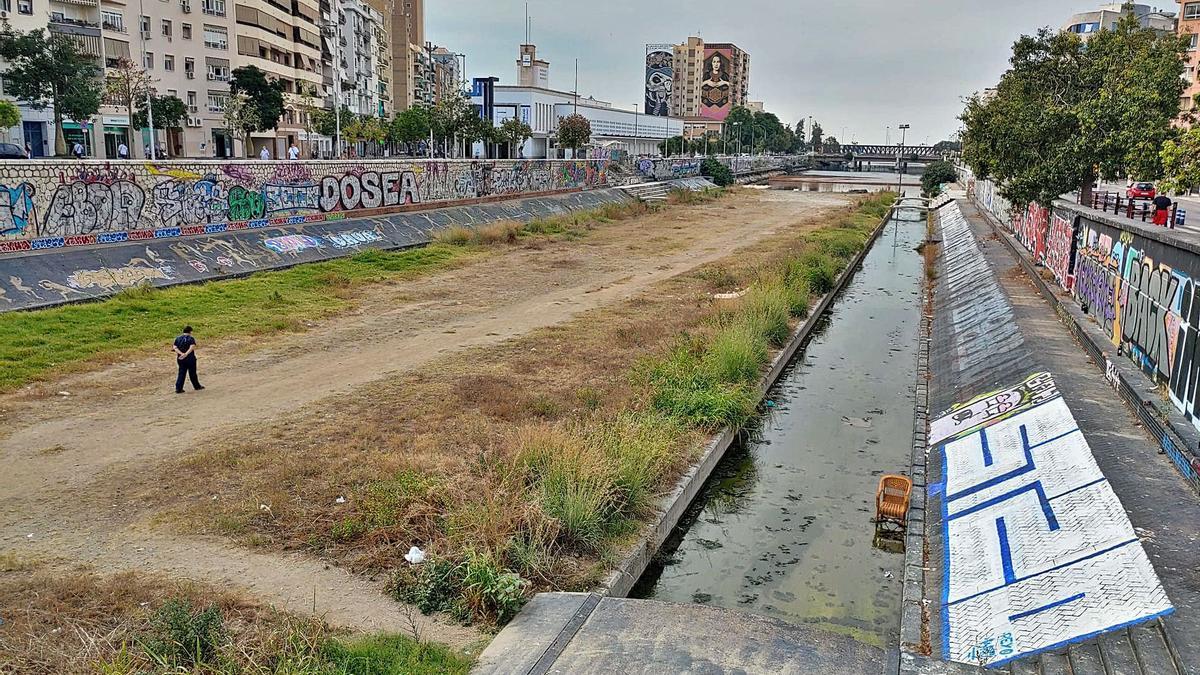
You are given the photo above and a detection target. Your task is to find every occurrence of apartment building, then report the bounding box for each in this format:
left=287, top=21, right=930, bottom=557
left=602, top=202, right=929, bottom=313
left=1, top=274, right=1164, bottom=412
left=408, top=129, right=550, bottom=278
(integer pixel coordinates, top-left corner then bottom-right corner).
left=0, top=0, right=62, bottom=155
left=430, top=44, right=460, bottom=105
left=322, top=0, right=383, bottom=117
left=664, top=36, right=750, bottom=137
left=1180, top=2, right=1200, bottom=117
left=389, top=0, right=422, bottom=109
left=1065, top=3, right=1176, bottom=40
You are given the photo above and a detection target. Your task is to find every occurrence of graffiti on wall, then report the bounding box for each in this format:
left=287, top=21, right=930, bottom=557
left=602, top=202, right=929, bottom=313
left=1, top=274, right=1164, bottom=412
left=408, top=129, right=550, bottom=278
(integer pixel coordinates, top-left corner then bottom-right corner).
left=1044, top=213, right=1076, bottom=291
left=0, top=159, right=613, bottom=251
left=700, top=47, right=734, bottom=121
left=1011, top=202, right=1049, bottom=263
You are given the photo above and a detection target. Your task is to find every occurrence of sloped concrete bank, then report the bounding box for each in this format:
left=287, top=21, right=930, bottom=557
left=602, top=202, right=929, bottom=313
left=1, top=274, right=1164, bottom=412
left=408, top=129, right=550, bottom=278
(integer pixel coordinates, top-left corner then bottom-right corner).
left=0, top=188, right=633, bottom=312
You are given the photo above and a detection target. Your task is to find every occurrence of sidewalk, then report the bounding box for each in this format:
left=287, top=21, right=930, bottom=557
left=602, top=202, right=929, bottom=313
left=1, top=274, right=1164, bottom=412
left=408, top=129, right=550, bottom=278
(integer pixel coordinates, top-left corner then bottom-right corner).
left=924, top=198, right=1200, bottom=674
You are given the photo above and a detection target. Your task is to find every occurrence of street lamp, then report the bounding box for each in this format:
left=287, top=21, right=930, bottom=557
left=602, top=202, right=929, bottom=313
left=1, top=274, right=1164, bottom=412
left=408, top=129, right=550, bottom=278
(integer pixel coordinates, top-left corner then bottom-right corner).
left=632, top=103, right=638, bottom=156
left=897, top=123, right=911, bottom=194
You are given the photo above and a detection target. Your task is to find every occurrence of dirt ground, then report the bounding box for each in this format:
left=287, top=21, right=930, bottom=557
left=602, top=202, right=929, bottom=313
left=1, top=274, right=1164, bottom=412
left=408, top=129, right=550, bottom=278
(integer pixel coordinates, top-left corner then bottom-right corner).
left=0, top=189, right=851, bottom=647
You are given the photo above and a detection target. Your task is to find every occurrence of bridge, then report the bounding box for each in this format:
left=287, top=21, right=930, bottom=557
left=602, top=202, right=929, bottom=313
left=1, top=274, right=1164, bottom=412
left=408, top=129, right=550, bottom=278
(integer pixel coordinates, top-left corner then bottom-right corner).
left=810, top=145, right=952, bottom=173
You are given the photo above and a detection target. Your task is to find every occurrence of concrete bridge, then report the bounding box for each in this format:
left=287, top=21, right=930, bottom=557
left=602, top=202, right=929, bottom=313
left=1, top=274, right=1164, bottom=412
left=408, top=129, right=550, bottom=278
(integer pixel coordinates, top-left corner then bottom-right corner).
left=812, top=145, right=951, bottom=173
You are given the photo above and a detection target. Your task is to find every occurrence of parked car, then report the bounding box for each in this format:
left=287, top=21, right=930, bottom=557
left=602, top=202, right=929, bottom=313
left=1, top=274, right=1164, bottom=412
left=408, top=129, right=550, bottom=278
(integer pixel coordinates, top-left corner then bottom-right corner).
left=1127, top=182, right=1156, bottom=200
left=0, top=143, right=26, bottom=159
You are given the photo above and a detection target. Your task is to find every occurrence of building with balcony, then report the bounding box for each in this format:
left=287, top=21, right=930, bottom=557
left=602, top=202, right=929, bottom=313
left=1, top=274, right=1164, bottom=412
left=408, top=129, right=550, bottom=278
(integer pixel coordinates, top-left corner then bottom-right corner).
left=0, top=0, right=70, bottom=155
left=324, top=0, right=383, bottom=117
left=1064, top=3, right=1176, bottom=40
left=429, top=44, right=460, bottom=105
left=232, top=0, right=323, bottom=156
left=1180, top=2, right=1200, bottom=118
left=388, top=0, right=421, bottom=109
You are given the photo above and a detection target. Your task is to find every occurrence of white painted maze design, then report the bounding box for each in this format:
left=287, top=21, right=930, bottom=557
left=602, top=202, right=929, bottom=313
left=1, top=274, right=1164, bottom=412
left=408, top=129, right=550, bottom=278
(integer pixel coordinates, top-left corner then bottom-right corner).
left=935, top=373, right=1172, bottom=666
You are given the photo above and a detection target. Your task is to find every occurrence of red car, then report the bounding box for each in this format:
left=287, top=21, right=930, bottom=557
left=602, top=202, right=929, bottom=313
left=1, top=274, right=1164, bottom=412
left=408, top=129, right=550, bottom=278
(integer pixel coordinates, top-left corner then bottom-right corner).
left=1127, top=182, right=1156, bottom=200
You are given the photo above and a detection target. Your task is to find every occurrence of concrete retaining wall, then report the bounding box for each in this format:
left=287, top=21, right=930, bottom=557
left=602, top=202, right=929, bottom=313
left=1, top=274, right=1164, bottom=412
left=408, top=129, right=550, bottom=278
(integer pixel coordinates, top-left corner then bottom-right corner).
left=0, top=159, right=618, bottom=254
left=962, top=171, right=1200, bottom=494
left=0, top=187, right=633, bottom=312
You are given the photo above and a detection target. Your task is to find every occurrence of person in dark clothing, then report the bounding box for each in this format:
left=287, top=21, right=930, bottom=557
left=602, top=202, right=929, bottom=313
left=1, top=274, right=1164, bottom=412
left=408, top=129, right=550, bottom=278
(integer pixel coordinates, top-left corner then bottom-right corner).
left=1153, top=194, right=1173, bottom=226
left=172, top=326, right=204, bottom=393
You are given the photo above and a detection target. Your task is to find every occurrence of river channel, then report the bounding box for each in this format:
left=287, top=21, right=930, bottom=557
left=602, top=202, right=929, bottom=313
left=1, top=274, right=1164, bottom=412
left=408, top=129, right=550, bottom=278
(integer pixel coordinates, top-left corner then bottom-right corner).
left=631, top=205, right=925, bottom=649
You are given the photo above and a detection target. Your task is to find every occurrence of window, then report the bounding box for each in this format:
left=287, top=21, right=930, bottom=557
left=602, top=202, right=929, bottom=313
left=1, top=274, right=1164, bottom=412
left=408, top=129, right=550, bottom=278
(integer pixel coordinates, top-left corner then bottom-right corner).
left=1187, top=3, right=1200, bottom=20
left=140, top=15, right=150, bottom=34
left=161, top=19, right=171, bottom=37
left=184, top=56, right=195, bottom=75
left=167, top=88, right=177, bottom=96
left=143, top=52, right=153, bottom=69
left=203, top=25, right=227, bottom=49
left=207, top=91, right=228, bottom=112
left=164, top=54, right=174, bottom=71
left=1191, top=33, right=1199, bottom=51
left=206, top=62, right=229, bottom=81
left=201, top=0, right=225, bottom=16
left=0, top=0, right=11, bottom=12
left=1069, top=22, right=1100, bottom=34
left=17, top=0, right=31, bottom=14
left=186, top=90, right=196, bottom=106
left=182, top=23, right=192, bottom=39
left=102, top=10, right=125, bottom=31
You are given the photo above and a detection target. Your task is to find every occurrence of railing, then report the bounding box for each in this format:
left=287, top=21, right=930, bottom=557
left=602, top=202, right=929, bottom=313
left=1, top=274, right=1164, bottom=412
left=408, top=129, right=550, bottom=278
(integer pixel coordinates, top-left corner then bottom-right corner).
left=1087, top=191, right=1185, bottom=228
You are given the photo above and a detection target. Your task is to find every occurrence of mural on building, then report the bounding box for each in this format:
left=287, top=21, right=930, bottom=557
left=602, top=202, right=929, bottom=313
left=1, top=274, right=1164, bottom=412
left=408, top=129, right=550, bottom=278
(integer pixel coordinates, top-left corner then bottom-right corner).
left=0, top=159, right=613, bottom=253
left=700, top=47, right=734, bottom=121
left=645, top=45, right=674, bottom=117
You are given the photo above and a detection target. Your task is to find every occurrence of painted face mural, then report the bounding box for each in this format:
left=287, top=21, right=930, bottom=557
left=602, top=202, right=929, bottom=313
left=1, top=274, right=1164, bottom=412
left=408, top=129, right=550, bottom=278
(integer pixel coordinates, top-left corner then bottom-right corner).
left=644, top=46, right=674, bottom=117
left=700, top=48, right=733, bottom=120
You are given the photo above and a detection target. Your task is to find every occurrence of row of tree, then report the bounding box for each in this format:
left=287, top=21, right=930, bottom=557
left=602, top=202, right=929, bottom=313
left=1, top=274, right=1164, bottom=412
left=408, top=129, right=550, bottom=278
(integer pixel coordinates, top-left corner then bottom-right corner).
left=653, top=106, right=859, bottom=157
left=960, top=14, right=1195, bottom=206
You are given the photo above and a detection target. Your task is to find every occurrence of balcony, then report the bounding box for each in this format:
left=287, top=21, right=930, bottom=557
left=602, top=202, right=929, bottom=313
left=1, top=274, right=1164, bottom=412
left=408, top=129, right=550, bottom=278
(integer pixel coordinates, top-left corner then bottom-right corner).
left=50, top=16, right=102, bottom=37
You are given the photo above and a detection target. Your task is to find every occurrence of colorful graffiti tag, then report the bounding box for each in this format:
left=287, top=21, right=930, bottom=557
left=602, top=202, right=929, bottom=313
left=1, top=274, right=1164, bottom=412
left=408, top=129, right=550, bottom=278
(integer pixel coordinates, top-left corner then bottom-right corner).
left=0, top=159, right=613, bottom=252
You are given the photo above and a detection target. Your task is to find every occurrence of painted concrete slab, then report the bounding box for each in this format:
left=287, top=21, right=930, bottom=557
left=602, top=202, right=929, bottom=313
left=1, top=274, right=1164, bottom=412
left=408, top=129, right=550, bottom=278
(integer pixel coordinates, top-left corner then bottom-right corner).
left=937, top=373, right=1172, bottom=667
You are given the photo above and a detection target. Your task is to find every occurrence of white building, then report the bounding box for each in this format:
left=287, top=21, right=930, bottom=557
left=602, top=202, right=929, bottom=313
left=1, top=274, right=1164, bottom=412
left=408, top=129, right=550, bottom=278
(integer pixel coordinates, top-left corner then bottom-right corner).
left=472, top=85, right=684, bottom=159
left=328, top=0, right=383, bottom=117
left=1063, top=3, right=1177, bottom=39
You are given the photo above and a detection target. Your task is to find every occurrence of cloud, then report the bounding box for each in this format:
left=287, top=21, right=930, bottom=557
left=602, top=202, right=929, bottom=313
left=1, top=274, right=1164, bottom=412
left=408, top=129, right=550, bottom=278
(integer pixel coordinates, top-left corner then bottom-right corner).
left=428, top=0, right=1102, bottom=143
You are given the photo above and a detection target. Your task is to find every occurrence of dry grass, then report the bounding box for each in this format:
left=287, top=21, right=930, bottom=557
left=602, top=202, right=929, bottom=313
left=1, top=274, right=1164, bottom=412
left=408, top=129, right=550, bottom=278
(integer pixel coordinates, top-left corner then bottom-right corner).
left=0, top=562, right=471, bottom=674
left=138, top=192, right=895, bottom=626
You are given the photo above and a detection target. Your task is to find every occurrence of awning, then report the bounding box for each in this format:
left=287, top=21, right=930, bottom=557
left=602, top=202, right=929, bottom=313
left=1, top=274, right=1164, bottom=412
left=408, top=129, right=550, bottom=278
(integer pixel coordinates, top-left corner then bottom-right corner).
left=104, top=37, right=130, bottom=60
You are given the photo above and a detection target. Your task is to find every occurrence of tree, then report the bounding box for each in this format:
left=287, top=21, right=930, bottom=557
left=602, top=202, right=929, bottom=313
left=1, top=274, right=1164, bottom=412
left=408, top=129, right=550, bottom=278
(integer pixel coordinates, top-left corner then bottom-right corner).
left=134, top=94, right=186, bottom=133
left=1160, top=126, right=1200, bottom=193
left=0, top=27, right=102, bottom=156
left=229, top=65, right=285, bottom=133
left=921, top=160, right=959, bottom=197
left=557, top=113, right=591, bottom=158
left=390, top=105, right=431, bottom=155
left=430, top=93, right=477, bottom=157
left=809, top=122, right=824, bottom=152
left=221, top=92, right=261, bottom=156
left=361, top=115, right=386, bottom=156
left=342, top=115, right=364, bottom=154
left=0, top=101, right=19, bottom=133
left=701, top=156, right=734, bottom=186
left=933, top=139, right=962, bottom=153
left=824, top=136, right=841, bottom=153
left=961, top=18, right=1187, bottom=207
left=497, top=117, right=533, bottom=158
left=106, top=58, right=154, bottom=157
left=794, top=118, right=806, bottom=152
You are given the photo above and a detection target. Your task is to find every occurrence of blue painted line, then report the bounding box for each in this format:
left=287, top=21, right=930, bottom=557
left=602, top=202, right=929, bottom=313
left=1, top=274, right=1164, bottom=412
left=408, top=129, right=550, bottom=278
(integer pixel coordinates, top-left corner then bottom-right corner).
left=1008, top=593, right=1085, bottom=623
left=996, top=517, right=1016, bottom=584
left=947, top=481, right=1060, bottom=532
left=948, top=537, right=1140, bottom=607
left=928, top=481, right=945, bottom=496
left=946, top=426, right=1036, bottom=503
left=1047, top=476, right=1106, bottom=502
left=981, top=428, right=994, bottom=467
left=941, top=442, right=951, bottom=660
left=984, top=607, right=1175, bottom=669
left=1025, top=425, right=1082, bottom=451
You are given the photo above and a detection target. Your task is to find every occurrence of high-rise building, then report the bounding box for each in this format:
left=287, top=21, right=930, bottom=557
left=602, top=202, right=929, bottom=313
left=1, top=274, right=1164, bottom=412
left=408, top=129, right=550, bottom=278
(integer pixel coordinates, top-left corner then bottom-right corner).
left=1179, top=2, right=1200, bottom=117
left=430, top=45, right=461, bottom=104
left=648, top=37, right=749, bottom=136
left=390, top=0, right=424, bottom=109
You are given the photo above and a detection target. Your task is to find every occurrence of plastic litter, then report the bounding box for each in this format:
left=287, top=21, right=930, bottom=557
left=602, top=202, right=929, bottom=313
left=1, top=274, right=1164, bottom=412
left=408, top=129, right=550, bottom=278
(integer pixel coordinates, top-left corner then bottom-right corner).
left=404, top=546, right=425, bottom=565
left=335, top=496, right=346, bottom=504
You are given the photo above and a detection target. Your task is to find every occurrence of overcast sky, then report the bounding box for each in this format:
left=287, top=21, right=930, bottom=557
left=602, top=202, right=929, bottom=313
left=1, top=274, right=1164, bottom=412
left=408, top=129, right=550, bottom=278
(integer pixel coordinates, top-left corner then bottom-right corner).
left=428, top=0, right=1112, bottom=144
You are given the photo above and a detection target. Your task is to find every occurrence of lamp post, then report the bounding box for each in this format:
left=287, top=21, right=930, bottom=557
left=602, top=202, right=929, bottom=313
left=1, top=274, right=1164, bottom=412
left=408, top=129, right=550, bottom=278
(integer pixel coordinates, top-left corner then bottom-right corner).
left=897, top=123, right=910, bottom=194
left=138, top=0, right=155, bottom=159
left=632, top=103, right=638, bottom=156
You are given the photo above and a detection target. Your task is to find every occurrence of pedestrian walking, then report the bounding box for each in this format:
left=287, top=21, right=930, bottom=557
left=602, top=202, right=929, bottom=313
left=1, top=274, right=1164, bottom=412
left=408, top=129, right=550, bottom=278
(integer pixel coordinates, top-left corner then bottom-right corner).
left=117, top=141, right=129, bottom=159
left=72, top=141, right=85, bottom=158
left=288, top=143, right=299, bottom=160
left=172, top=325, right=204, bottom=394
left=23, top=142, right=31, bottom=159
left=260, top=146, right=271, bottom=160
left=1153, top=193, right=1173, bottom=226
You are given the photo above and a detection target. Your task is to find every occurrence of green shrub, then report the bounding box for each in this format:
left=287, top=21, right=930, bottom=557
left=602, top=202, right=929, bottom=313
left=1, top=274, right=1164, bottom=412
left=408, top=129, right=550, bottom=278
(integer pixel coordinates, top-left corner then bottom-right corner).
left=646, top=344, right=758, bottom=429
left=140, top=599, right=225, bottom=668
left=795, top=252, right=837, bottom=296
left=462, top=551, right=529, bottom=624
left=399, top=557, right=465, bottom=617
left=739, top=285, right=794, bottom=346
left=587, top=411, right=683, bottom=517
left=701, top=156, right=735, bottom=187
left=321, top=633, right=473, bottom=675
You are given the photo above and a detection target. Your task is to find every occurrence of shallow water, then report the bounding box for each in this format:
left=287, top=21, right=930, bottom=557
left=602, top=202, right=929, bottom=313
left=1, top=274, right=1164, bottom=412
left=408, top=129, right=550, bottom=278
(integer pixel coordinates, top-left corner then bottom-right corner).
left=631, top=212, right=925, bottom=648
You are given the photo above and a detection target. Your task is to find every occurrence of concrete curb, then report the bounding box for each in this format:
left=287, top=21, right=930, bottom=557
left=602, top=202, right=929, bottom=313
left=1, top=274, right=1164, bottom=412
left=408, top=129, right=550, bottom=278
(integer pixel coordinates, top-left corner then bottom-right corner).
left=600, top=201, right=900, bottom=598
left=973, top=200, right=1200, bottom=500
left=896, top=208, right=935, bottom=675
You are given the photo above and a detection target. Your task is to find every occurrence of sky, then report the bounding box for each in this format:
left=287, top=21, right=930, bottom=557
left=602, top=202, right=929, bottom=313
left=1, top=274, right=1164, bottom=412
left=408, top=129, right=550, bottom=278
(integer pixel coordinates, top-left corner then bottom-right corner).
left=427, top=0, right=1114, bottom=144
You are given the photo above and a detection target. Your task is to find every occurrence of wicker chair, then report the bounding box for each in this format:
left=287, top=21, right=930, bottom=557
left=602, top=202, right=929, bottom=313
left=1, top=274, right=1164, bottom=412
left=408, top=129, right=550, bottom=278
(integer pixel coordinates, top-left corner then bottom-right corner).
left=875, top=474, right=913, bottom=532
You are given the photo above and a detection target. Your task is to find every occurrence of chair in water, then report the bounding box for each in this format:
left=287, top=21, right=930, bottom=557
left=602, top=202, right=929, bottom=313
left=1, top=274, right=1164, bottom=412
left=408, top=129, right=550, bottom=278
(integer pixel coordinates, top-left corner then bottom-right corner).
left=875, top=474, right=913, bottom=533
